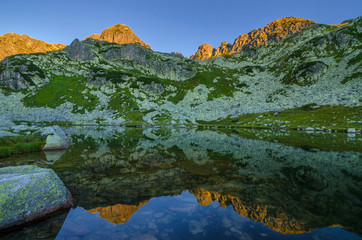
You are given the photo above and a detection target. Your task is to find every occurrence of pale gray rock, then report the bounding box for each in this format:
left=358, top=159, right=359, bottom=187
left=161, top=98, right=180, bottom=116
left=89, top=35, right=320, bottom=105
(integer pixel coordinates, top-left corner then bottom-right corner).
left=0, top=130, right=18, bottom=137
left=347, top=128, right=356, bottom=133
left=144, top=82, right=164, bottom=95
left=42, top=126, right=71, bottom=151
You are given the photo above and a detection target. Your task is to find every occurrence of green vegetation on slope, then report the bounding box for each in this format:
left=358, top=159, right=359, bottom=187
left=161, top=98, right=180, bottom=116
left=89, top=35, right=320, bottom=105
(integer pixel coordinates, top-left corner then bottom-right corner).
left=0, top=135, right=45, bottom=158
left=201, top=105, right=362, bottom=130
left=23, top=76, right=99, bottom=113
left=228, top=128, right=362, bottom=153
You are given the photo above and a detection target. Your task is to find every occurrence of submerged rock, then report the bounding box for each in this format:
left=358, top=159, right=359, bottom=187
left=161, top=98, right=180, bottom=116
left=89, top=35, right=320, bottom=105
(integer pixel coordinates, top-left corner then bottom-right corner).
left=0, top=165, right=72, bottom=231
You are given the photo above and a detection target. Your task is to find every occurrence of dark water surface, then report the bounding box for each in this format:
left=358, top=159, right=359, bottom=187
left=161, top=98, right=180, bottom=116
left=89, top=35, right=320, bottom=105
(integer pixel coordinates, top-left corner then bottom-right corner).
left=0, top=127, right=361, bottom=240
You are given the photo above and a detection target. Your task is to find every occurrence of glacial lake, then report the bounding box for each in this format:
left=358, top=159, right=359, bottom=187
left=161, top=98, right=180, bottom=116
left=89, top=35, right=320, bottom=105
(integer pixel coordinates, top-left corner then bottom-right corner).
left=0, top=127, right=361, bottom=240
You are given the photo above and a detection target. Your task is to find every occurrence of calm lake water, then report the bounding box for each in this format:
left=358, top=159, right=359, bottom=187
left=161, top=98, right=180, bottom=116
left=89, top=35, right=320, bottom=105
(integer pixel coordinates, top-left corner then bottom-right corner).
left=0, top=127, right=361, bottom=240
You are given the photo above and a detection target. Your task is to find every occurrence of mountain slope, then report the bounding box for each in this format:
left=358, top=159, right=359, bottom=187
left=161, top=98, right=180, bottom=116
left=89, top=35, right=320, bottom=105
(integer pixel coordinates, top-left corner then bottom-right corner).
left=0, top=16, right=360, bottom=129
left=0, top=33, right=66, bottom=61
left=85, top=24, right=151, bottom=49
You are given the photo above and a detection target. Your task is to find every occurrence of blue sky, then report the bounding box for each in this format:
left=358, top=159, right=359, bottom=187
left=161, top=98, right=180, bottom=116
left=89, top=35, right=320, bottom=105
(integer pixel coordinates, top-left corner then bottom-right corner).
left=1, top=0, right=361, bottom=57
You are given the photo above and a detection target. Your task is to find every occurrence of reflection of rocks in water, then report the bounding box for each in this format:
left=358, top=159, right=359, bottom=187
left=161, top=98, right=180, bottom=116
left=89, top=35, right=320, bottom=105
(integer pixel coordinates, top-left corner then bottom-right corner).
left=53, top=128, right=361, bottom=235
left=0, top=210, right=69, bottom=240
left=88, top=200, right=148, bottom=224
left=191, top=188, right=305, bottom=234
left=1, top=127, right=360, bottom=236
left=43, top=150, right=66, bottom=163
left=59, top=167, right=191, bottom=209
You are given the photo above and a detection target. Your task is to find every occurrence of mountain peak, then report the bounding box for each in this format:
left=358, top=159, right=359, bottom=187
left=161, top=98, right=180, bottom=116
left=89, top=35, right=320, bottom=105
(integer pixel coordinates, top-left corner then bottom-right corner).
left=190, top=43, right=215, bottom=61
left=85, top=24, right=151, bottom=49
left=0, top=33, right=66, bottom=61
left=191, top=17, right=316, bottom=61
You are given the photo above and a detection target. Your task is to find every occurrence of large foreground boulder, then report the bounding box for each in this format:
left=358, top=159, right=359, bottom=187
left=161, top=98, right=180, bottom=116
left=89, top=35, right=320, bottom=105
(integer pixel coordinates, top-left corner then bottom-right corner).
left=0, top=165, right=72, bottom=231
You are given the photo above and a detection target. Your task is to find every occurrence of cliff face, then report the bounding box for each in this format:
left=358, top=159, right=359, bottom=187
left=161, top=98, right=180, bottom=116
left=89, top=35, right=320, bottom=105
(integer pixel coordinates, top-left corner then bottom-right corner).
left=0, top=33, right=66, bottom=61
left=85, top=24, right=151, bottom=49
left=191, top=17, right=316, bottom=60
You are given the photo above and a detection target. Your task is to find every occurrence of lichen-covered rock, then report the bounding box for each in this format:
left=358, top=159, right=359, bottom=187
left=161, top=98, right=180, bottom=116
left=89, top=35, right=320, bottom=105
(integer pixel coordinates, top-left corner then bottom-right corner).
left=41, top=126, right=71, bottom=151
left=144, top=82, right=164, bottom=95
left=0, top=165, right=72, bottom=231
left=0, top=58, right=47, bottom=90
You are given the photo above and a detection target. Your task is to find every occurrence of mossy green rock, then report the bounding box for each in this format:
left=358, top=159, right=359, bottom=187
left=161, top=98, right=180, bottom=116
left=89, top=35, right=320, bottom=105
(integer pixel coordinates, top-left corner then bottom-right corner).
left=0, top=165, right=72, bottom=231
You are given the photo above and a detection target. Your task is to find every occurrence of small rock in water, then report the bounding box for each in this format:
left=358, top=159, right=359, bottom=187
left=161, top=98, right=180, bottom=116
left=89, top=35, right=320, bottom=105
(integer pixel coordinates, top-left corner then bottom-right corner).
left=305, top=127, right=315, bottom=131
left=347, top=128, right=356, bottom=133
left=42, top=126, right=71, bottom=151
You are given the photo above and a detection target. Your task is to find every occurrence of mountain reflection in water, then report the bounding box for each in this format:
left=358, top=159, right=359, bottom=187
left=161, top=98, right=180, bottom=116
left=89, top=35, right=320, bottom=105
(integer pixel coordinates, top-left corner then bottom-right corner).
left=0, top=127, right=361, bottom=240
left=53, top=191, right=359, bottom=240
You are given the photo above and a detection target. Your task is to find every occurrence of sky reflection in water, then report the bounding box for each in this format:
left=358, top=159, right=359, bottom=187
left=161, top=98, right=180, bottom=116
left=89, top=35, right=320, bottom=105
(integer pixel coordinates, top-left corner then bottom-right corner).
left=1, top=127, right=361, bottom=240
left=56, top=191, right=360, bottom=240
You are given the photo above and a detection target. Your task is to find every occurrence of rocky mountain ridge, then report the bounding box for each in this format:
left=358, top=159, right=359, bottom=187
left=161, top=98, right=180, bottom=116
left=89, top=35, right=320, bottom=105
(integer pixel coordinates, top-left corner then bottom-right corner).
left=191, top=17, right=317, bottom=60
left=0, top=24, right=150, bottom=62
left=0, top=16, right=360, bottom=129
left=0, top=32, right=66, bottom=61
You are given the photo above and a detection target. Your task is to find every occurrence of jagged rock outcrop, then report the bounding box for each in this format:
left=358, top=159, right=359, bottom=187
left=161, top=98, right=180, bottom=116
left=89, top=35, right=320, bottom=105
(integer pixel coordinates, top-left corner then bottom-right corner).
left=191, top=17, right=316, bottom=60
left=0, top=33, right=65, bottom=61
left=85, top=24, right=151, bottom=49
left=88, top=40, right=195, bottom=81
left=214, top=42, right=232, bottom=56
left=64, top=39, right=96, bottom=61
left=190, top=43, right=215, bottom=61
left=231, top=17, right=316, bottom=53
left=144, top=82, right=164, bottom=95
left=0, top=57, right=47, bottom=90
